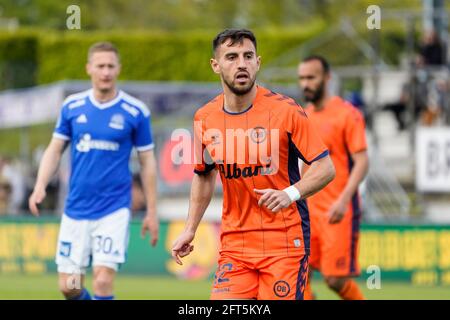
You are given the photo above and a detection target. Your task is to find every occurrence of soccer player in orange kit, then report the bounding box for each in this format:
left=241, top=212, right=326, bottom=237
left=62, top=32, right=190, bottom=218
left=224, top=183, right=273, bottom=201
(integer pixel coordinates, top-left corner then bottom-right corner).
left=171, top=29, right=335, bottom=300
left=298, top=55, right=369, bottom=300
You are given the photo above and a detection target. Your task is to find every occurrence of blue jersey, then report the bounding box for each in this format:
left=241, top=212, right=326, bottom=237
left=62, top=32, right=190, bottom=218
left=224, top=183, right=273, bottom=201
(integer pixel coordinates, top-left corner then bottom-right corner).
left=54, top=89, right=154, bottom=220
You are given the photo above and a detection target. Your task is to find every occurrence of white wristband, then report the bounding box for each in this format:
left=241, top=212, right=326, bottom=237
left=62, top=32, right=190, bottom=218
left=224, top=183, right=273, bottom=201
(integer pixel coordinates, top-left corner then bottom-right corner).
left=283, top=185, right=301, bottom=202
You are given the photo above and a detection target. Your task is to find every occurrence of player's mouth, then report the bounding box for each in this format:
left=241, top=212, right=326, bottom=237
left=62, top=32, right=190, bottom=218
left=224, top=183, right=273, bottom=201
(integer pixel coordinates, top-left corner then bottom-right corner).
left=303, top=88, right=314, bottom=96
left=235, top=72, right=250, bottom=84
left=99, top=79, right=114, bottom=87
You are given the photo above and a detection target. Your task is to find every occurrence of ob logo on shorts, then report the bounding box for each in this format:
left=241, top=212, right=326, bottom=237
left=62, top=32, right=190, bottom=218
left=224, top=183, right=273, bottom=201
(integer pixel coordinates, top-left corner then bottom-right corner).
left=273, top=280, right=290, bottom=298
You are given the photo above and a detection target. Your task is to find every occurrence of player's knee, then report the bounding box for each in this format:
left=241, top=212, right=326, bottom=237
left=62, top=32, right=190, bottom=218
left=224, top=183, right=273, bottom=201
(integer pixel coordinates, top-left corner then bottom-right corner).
left=324, top=276, right=345, bottom=292
left=93, top=271, right=114, bottom=293
left=94, top=276, right=113, bottom=292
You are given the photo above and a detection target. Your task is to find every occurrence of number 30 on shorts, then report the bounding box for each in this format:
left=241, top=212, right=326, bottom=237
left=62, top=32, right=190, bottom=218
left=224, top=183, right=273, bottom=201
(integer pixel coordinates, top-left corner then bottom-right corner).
left=94, top=235, right=113, bottom=254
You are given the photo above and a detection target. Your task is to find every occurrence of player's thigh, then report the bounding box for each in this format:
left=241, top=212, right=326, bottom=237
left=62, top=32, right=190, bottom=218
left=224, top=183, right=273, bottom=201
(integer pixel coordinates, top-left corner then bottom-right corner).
left=91, top=208, right=131, bottom=271
left=321, top=212, right=361, bottom=277
left=210, top=254, right=258, bottom=300
left=258, top=254, right=309, bottom=300
left=55, top=214, right=91, bottom=274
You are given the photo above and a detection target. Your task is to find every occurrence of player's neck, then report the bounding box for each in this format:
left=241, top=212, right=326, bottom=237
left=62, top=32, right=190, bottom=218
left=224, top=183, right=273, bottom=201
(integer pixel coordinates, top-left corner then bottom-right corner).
left=223, top=85, right=257, bottom=114
left=312, top=93, right=331, bottom=111
left=92, top=87, right=118, bottom=104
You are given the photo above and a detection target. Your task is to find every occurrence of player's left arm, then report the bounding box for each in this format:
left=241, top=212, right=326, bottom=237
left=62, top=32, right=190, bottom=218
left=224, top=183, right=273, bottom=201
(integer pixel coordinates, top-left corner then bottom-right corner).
left=255, top=155, right=335, bottom=212
left=328, top=150, right=368, bottom=224
left=255, top=105, right=335, bottom=212
left=138, top=149, right=159, bottom=246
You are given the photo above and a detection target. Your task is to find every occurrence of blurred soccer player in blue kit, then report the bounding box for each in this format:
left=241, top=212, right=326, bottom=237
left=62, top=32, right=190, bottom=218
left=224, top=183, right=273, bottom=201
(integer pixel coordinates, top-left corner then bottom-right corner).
left=28, top=42, right=159, bottom=300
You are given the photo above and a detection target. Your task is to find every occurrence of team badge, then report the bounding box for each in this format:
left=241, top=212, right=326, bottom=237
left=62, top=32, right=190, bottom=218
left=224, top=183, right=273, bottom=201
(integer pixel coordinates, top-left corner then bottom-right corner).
left=109, top=114, right=124, bottom=130
left=250, top=126, right=267, bottom=144
left=273, top=280, right=290, bottom=298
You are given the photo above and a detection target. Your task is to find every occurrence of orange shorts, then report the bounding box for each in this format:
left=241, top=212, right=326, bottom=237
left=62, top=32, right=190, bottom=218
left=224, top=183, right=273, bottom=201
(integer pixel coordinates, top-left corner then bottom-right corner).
left=210, top=252, right=309, bottom=300
left=309, top=209, right=361, bottom=277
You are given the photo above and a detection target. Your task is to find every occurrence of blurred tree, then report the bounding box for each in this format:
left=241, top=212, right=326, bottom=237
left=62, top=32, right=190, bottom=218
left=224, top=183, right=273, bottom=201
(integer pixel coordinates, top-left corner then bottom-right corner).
left=6, top=0, right=428, bottom=31
left=0, top=0, right=428, bottom=31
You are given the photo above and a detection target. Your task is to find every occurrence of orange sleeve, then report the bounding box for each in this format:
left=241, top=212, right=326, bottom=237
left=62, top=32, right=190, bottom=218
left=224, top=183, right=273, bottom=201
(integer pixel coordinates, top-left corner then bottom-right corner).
left=344, top=107, right=367, bottom=154
left=288, top=105, right=328, bottom=165
left=193, top=110, right=216, bottom=175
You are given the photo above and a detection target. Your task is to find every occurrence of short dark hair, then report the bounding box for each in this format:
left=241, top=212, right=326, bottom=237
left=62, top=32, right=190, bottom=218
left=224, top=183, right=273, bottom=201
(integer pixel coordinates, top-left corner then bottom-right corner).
left=212, top=29, right=257, bottom=54
left=301, top=55, right=330, bottom=74
left=88, top=41, right=120, bottom=62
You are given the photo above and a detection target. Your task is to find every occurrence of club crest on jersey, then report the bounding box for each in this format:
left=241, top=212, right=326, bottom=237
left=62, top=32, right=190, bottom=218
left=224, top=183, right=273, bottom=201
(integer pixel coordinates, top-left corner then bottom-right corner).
left=250, top=126, right=267, bottom=144
left=109, top=114, right=125, bottom=130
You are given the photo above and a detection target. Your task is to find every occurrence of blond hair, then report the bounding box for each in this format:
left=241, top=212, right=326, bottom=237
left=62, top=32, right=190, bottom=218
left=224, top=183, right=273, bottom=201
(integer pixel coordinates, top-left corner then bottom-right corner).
left=87, top=42, right=120, bottom=62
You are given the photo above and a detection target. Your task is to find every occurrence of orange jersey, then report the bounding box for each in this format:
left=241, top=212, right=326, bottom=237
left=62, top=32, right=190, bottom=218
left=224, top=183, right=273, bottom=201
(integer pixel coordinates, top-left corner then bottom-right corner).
left=305, top=96, right=367, bottom=216
left=194, top=86, right=328, bottom=257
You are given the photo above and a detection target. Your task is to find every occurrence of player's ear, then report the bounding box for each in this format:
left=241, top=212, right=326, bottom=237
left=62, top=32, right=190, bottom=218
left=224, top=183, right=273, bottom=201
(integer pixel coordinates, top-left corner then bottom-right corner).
left=256, top=55, right=261, bottom=71
left=324, top=71, right=331, bottom=83
left=210, top=57, right=220, bottom=74
left=86, top=62, right=92, bottom=76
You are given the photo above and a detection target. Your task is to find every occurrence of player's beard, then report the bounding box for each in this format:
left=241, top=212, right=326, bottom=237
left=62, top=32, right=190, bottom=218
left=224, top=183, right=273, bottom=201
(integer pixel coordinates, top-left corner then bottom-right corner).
left=303, top=80, right=325, bottom=103
left=222, top=73, right=256, bottom=96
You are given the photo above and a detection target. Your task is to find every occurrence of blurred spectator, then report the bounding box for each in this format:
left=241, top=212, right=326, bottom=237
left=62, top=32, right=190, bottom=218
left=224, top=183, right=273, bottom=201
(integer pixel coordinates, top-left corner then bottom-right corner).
left=382, top=85, right=408, bottom=131
left=1, top=156, right=26, bottom=215
left=0, top=175, right=12, bottom=216
left=419, top=30, right=446, bottom=66
left=383, top=61, right=429, bottom=131
left=421, top=76, right=448, bottom=126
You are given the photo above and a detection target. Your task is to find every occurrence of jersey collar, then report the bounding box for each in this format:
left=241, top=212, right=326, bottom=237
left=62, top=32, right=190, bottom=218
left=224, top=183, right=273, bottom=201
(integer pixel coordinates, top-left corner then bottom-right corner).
left=88, top=89, right=123, bottom=109
left=221, top=85, right=262, bottom=115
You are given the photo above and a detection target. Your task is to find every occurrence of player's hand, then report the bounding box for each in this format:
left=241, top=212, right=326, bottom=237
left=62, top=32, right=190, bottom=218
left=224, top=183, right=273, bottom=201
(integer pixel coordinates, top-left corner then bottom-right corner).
left=171, top=231, right=195, bottom=265
left=254, top=188, right=292, bottom=213
left=28, top=188, right=46, bottom=217
left=328, top=198, right=348, bottom=224
left=141, top=212, right=159, bottom=247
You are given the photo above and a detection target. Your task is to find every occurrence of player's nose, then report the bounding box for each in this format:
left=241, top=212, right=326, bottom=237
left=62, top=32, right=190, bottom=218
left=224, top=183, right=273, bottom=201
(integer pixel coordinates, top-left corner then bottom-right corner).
left=237, top=56, right=247, bottom=69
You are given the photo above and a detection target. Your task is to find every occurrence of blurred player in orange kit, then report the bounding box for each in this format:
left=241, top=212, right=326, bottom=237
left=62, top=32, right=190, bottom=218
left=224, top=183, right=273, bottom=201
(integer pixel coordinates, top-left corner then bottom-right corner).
left=171, top=29, right=335, bottom=300
left=298, top=55, right=369, bottom=300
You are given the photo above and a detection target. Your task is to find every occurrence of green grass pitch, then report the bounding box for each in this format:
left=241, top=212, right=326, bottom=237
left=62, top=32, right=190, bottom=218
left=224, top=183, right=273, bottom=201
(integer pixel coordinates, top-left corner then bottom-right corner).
left=0, top=274, right=449, bottom=300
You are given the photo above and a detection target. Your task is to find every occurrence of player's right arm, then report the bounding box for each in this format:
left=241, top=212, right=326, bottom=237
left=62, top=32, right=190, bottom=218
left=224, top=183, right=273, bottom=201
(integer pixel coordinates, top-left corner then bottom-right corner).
left=172, top=108, right=218, bottom=264
left=171, top=169, right=217, bottom=265
left=28, top=138, right=68, bottom=216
